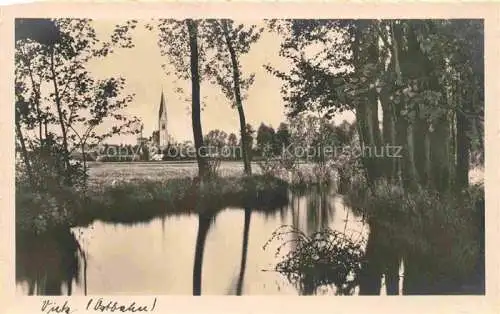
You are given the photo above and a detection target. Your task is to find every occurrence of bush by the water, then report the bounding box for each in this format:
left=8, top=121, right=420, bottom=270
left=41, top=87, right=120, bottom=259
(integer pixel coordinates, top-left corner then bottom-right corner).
left=16, top=147, right=87, bottom=235
left=263, top=225, right=365, bottom=295
left=16, top=184, right=81, bottom=234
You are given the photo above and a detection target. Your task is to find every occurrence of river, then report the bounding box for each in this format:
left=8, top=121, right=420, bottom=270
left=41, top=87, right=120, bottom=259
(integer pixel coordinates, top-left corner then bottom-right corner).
left=16, top=184, right=372, bottom=295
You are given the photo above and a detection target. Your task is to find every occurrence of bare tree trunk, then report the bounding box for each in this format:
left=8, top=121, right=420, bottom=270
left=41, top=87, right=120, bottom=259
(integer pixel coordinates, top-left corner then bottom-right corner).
left=391, top=22, right=421, bottom=191
left=81, top=144, right=87, bottom=178
left=49, top=47, right=71, bottom=183
left=395, top=114, right=417, bottom=190
left=186, top=19, right=208, bottom=179
left=16, top=119, right=33, bottom=185
left=221, top=20, right=252, bottom=175
left=380, top=88, right=397, bottom=182
left=405, top=122, right=420, bottom=188
left=44, top=116, right=49, bottom=141
left=26, top=61, right=43, bottom=144
left=412, top=105, right=428, bottom=186
left=352, top=25, right=383, bottom=188
left=456, top=108, right=470, bottom=189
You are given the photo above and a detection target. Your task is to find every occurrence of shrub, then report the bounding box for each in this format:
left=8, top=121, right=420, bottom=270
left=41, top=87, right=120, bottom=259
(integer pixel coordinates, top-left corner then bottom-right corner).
left=16, top=184, right=83, bottom=235
left=264, top=225, right=365, bottom=295
left=16, top=145, right=88, bottom=235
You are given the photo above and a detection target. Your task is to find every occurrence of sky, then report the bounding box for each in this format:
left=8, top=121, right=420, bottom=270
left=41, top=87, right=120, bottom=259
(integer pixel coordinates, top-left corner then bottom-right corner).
left=86, top=20, right=354, bottom=144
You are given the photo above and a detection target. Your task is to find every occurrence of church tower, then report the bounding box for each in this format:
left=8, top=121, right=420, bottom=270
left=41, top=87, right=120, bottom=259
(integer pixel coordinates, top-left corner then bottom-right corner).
left=158, top=90, right=168, bottom=147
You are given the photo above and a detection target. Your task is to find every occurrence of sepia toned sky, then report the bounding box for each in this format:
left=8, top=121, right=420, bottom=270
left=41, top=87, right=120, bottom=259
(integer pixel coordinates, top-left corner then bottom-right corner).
left=87, top=20, right=354, bottom=144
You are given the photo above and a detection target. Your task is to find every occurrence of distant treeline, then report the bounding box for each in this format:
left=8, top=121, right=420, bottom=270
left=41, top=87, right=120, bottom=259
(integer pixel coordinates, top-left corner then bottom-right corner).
left=72, top=119, right=356, bottom=163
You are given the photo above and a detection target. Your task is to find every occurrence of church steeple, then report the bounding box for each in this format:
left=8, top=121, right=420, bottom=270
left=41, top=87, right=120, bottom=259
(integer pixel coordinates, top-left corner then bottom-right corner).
left=159, top=89, right=166, bottom=117
left=158, top=89, right=169, bottom=148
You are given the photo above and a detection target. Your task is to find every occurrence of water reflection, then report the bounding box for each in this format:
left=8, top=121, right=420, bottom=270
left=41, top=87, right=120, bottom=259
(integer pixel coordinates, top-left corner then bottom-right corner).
left=358, top=222, right=402, bottom=295
left=235, top=208, right=252, bottom=295
left=192, top=212, right=213, bottom=295
left=17, top=184, right=369, bottom=295
left=16, top=229, right=86, bottom=295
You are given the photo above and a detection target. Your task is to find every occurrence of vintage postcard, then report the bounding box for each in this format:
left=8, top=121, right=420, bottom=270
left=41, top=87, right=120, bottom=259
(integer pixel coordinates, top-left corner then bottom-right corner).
left=0, top=1, right=498, bottom=314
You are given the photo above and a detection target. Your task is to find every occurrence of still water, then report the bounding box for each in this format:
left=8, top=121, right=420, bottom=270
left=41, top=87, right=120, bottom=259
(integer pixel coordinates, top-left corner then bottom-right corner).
left=16, top=186, right=370, bottom=295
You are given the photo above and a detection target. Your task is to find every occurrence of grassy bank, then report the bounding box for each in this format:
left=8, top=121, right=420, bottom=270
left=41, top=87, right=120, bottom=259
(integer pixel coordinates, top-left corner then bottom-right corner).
left=16, top=174, right=289, bottom=234
left=16, top=159, right=339, bottom=234
left=79, top=175, right=289, bottom=225
left=345, top=179, right=485, bottom=294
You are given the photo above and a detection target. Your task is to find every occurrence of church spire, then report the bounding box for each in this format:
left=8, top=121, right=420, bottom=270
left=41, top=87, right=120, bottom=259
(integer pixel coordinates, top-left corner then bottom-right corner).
left=159, top=89, right=166, bottom=117
left=158, top=89, right=169, bottom=147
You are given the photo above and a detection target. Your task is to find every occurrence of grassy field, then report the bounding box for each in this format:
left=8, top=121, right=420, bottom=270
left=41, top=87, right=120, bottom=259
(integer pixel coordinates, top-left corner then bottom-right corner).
left=87, top=161, right=484, bottom=187
left=87, top=161, right=254, bottom=186
left=86, top=160, right=332, bottom=188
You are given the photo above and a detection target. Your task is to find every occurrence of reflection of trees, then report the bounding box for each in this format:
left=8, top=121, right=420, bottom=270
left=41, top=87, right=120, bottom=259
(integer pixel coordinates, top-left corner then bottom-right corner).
left=75, top=238, right=88, bottom=296
left=235, top=208, right=252, bottom=295
left=193, top=207, right=253, bottom=296
left=16, top=229, right=81, bottom=295
left=192, top=212, right=214, bottom=295
left=290, top=189, right=301, bottom=251
left=306, top=185, right=336, bottom=234
left=358, top=222, right=401, bottom=295
left=290, top=185, right=337, bottom=237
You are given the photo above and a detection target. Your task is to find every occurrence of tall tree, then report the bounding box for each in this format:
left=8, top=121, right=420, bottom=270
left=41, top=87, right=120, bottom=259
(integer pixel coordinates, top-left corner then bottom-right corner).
left=240, top=123, right=255, bottom=162
left=228, top=132, right=239, bottom=160
left=203, top=19, right=264, bottom=175
left=256, top=123, right=276, bottom=155
left=228, top=132, right=238, bottom=146
left=204, top=129, right=228, bottom=156
left=268, top=18, right=484, bottom=295
left=275, top=122, right=291, bottom=152
left=267, top=19, right=483, bottom=191
left=152, top=19, right=209, bottom=178
left=15, top=18, right=139, bottom=187
left=187, top=19, right=208, bottom=178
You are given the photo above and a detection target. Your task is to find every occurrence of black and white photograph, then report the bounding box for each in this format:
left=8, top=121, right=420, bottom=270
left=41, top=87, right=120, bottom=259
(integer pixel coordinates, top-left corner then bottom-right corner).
left=10, top=11, right=486, bottom=299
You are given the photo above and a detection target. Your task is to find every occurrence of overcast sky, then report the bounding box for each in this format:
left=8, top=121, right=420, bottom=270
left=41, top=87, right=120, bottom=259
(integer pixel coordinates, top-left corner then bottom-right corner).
left=86, top=20, right=354, bottom=144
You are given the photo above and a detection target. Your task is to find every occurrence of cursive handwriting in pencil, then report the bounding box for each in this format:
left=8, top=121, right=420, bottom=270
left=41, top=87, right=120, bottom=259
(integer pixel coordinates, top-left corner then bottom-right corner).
left=86, top=297, right=157, bottom=312
left=41, top=300, right=74, bottom=314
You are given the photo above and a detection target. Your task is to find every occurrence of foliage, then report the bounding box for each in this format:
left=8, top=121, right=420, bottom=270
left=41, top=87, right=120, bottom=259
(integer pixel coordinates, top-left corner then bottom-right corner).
left=263, top=225, right=365, bottom=295
left=267, top=19, right=484, bottom=190
left=256, top=123, right=276, bottom=155
left=15, top=18, right=139, bottom=234
left=149, top=19, right=210, bottom=177
left=15, top=18, right=140, bottom=150
left=203, top=19, right=264, bottom=175
left=256, top=115, right=358, bottom=186
left=204, top=129, right=228, bottom=150
left=15, top=18, right=139, bottom=183
left=265, top=19, right=353, bottom=119
left=206, top=157, right=222, bottom=179
left=202, top=19, right=263, bottom=106
left=16, top=182, right=83, bottom=235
